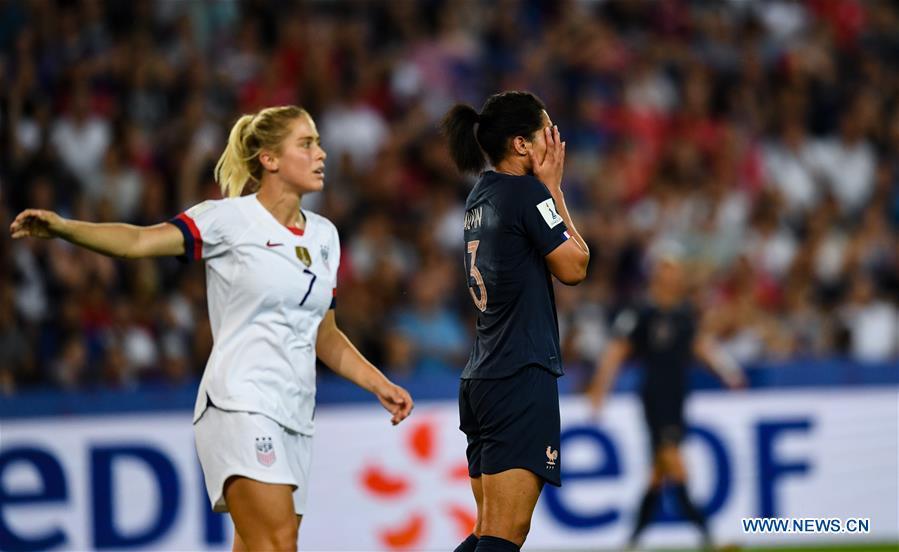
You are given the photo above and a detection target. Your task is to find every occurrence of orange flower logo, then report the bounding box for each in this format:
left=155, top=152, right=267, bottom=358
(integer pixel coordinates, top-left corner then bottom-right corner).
left=359, top=419, right=476, bottom=550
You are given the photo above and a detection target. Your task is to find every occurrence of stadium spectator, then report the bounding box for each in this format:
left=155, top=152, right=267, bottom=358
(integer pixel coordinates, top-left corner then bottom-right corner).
left=841, top=272, right=899, bottom=362
left=50, top=84, right=111, bottom=194
left=390, top=258, right=468, bottom=375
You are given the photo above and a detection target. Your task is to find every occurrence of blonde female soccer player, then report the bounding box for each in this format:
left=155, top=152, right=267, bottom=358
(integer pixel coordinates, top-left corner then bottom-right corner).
left=10, top=105, right=414, bottom=552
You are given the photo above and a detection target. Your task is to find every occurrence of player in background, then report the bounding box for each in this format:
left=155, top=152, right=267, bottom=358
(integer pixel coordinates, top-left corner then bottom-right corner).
left=587, top=254, right=745, bottom=552
left=442, top=91, right=590, bottom=552
left=10, top=105, right=413, bottom=552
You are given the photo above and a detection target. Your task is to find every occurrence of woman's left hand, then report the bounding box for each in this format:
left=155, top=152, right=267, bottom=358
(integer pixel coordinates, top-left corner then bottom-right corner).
left=375, top=382, right=414, bottom=425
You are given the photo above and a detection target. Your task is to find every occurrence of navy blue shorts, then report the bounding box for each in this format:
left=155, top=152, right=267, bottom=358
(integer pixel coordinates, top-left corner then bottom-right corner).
left=642, top=391, right=686, bottom=452
left=458, top=365, right=562, bottom=487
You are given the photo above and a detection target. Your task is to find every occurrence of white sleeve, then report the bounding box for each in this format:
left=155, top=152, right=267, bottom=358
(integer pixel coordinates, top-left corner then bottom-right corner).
left=329, top=224, right=341, bottom=309
left=611, top=308, right=638, bottom=339
left=168, top=199, right=238, bottom=262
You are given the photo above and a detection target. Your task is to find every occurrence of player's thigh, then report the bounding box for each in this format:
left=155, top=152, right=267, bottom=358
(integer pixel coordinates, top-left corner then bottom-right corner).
left=480, top=468, right=543, bottom=535
left=648, top=461, right=665, bottom=488
left=656, top=443, right=687, bottom=481
left=225, top=476, right=299, bottom=548
left=481, top=468, right=543, bottom=512
left=232, top=529, right=247, bottom=552
left=470, top=476, right=484, bottom=534
left=459, top=379, right=485, bottom=479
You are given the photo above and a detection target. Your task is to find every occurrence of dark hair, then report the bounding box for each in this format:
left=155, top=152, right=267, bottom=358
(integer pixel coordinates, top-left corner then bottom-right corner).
left=441, top=91, right=546, bottom=174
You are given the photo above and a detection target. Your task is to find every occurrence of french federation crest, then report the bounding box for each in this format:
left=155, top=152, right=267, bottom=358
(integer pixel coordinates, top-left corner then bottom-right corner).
left=255, top=436, right=276, bottom=466
left=545, top=446, right=558, bottom=469
left=295, top=246, right=312, bottom=267
left=651, top=320, right=672, bottom=347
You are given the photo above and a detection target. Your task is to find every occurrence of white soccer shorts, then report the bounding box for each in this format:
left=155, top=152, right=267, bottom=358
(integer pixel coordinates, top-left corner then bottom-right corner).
left=194, top=405, right=313, bottom=515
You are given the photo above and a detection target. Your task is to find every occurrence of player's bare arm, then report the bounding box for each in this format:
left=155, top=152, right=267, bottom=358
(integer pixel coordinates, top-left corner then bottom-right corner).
left=546, top=240, right=589, bottom=285
left=693, top=334, right=746, bottom=389
left=587, top=338, right=632, bottom=413
left=316, top=311, right=414, bottom=425
left=530, top=125, right=589, bottom=284
left=10, top=209, right=185, bottom=258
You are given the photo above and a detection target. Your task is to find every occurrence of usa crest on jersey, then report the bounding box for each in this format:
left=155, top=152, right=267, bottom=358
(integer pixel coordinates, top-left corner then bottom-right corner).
left=320, top=244, right=330, bottom=270
left=255, top=436, right=276, bottom=466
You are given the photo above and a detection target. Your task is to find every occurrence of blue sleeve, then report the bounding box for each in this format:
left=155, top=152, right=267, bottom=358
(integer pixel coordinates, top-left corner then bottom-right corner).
left=167, top=214, right=200, bottom=263
left=516, top=176, right=569, bottom=256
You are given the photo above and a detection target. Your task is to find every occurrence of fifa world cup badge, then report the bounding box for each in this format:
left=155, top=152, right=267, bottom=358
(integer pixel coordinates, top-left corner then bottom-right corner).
left=255, top=436, right=276, bottom=466
left=295, top=246, right=312, bottom=267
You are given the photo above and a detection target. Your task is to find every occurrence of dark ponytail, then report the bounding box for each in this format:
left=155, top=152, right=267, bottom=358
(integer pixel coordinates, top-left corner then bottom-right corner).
left=441, top=91, right=547, bottom=175
left=441, top=104, right=485, bottom=175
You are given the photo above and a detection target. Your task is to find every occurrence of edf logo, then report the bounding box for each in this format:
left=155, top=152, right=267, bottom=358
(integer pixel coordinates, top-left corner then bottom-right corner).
left=0, top=444, right=228, bottom=551
left=0, top=419, right=816, bottom=551
left=542, top=419, right=814, bottom=528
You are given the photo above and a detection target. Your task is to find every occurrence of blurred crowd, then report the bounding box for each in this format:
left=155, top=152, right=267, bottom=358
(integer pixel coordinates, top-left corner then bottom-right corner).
left=1, top=0, right=897, bottom=395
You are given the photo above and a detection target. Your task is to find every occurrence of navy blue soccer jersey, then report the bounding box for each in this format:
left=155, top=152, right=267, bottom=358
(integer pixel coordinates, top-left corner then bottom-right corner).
left=461, top=171, right=570, bottom=379
left=611, top=301, right=698, bottom=402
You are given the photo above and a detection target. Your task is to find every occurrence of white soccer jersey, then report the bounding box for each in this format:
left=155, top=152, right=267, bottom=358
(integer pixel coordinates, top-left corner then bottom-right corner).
left=169, top=194, right=339, bottom=435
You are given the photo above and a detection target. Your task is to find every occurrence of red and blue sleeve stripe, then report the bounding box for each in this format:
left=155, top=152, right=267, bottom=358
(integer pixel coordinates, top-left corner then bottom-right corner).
left=329, top=287, right=336, bottom=310
left=168, top=213, right=202, bottom=262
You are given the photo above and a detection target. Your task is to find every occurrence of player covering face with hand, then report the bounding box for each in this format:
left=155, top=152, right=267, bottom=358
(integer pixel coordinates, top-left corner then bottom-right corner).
left=442, top=91, right=590, bottom=552
left=10, top=105, right=414, bottom=552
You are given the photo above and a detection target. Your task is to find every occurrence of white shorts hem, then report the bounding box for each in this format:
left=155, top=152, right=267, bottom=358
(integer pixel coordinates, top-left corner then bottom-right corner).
left=210, top=471, right=300, bottom=514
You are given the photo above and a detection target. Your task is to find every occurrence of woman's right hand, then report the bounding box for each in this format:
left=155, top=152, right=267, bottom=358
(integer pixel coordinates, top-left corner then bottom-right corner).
left=10, top=209, right=66, bottom=240
left=374, top=380, right=415, bottom=426
left=529, top=125, right=566, bottom=191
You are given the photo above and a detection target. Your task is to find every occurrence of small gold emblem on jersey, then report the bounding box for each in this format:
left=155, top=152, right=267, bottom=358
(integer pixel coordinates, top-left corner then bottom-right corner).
left=295, top=246, right=312, bottom=267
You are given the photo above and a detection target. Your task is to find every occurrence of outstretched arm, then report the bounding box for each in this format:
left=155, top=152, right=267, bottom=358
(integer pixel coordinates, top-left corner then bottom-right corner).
left=10, top=209, right=185, bottom=258
left=316, top=310, right=414, bottom=425
left=586, top=337, right=632, bottom=414
left=693, top=334, right=746, bottom=389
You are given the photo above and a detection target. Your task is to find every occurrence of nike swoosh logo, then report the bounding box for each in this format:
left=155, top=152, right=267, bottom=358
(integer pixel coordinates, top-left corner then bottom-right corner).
left=266, top=240, right=284, bottom=247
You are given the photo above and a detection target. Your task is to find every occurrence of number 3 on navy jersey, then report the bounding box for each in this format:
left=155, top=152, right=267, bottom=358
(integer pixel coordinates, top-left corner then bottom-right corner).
left=466, top=240, right=487, bottom=312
